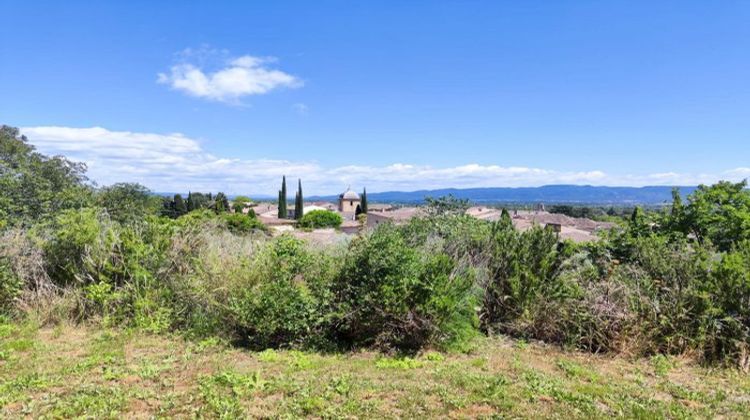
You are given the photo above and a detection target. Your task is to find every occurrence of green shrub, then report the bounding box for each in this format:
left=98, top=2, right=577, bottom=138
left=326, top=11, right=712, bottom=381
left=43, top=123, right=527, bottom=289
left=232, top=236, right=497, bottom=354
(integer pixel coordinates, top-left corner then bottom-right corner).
left=222, top=213, right=267, bottom=234
left=0, top=258, right=22, bottom=313
left=41, top=208, right=173, bottom=324
left=481, top=222, right=563, bottom=334
left=43, top=208, right=117, bottom=287
left=227, top=235, right=334, bottom=348
left=702, top=240, right=750, bottom=367
left=298, top=210, right=342, bottom=229
left=332, top=224, right=478, bottom=352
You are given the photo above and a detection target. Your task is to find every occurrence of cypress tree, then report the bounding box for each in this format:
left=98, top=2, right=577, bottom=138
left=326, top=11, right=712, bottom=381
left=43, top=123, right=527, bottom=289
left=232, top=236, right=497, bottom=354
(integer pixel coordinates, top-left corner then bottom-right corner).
left=501, top=207, right=511, bottom=222
left=294, top=191, right=300, bottom=219
left=361, top=187, right=368, bottom=214
left=294, top=179, right=303, bottom=220
left=630, top=206, right=649, bottom=237
left=278, top=176, right=287, bottom=219
left=186, top=191, right=195, bottom=212
left=173, top=194, right=187, bottom=216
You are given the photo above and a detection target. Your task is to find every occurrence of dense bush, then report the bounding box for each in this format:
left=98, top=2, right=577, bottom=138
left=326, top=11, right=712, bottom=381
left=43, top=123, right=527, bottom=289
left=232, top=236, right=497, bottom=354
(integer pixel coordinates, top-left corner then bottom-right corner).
left=702, top=240, right=750, bottom=368
left=331, top=225, right=478, bottom=352
left=298, top=210, right=343, bottom=229
left=228, top=235, right=336, bottom=348
left=222, top=212, right=267, bottom=234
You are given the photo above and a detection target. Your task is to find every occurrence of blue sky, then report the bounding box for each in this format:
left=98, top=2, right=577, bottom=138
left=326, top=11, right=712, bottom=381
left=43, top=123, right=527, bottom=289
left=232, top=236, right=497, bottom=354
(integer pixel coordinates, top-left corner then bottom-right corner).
left=1, top=1, right=749, bottom=194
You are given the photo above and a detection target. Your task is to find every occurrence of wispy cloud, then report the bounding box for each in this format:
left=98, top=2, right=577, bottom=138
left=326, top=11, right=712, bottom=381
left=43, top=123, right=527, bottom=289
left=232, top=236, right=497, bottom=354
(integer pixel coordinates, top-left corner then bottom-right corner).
left=157, top=48, right=302, bottom=103
left=292, top=103, right=309, bottom=116
left=20, top=126, right=750, bottom=195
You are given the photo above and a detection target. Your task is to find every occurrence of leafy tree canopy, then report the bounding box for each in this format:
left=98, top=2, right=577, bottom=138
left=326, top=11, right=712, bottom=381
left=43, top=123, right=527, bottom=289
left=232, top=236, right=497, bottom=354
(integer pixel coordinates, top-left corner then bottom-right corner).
left=96, top=183, right=160, bottom=225
left=425, top=194, right=470, bottom=216
left=232, top=195, right=252, bottom=213
left=0, top=125, right=90, bottom=226
left=683, top=180, right=750, bottom=251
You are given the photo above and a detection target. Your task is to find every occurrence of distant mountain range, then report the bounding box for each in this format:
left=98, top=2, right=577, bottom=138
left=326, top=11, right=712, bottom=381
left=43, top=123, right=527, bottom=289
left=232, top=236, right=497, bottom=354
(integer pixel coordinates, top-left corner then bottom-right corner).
left=155, top=185, right=702, bottom=205
left=307, top=185, right=700, bottom=205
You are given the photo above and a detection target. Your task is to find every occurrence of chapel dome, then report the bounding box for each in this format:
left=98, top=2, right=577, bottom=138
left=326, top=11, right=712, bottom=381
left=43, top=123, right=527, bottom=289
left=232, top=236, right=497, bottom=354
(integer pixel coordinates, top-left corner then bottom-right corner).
left=340, top=188, right=360, bottom=200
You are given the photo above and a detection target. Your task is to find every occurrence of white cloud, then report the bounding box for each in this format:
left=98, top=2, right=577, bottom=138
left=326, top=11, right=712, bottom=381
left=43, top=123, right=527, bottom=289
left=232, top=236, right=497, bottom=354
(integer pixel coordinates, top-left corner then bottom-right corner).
left=726, top=167, right=750, bottom=178
left=19, top=126, right=750, bottom=195
left=157, top=50, right=302, bottom=103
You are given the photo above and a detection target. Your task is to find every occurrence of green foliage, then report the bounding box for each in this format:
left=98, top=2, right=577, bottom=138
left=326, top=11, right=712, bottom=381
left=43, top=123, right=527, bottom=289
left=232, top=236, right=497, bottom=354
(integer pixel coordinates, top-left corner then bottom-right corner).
left=294, top=179, right=304, bottom=220
left=231, top=195, right=252, bottom=213
left=213, top=192, right=229, bottom=213
left=298, top=210, right=343, bottom=229
left=0, top=258, right=22, bottom=313
left=173, top=194, right=187, bottom=217
left=683, top=180, right=750, bottom=251
left=222, top=213, right=267, bottom=234
left=702, top=240, right=750, bottom=365
left=186, top=191, right=195, bottom=212
left=2, top=134, right=750, bottom=366
left=228, top=235, right=332, bottom=348
left=361, top=188, right=368, bottom=214
left=0, top=125, right=91, bottom=227
left=278, top=176, right=288, bottom=219
left=424, top=194, right=470, bottom=216
left=332, top=224, right=478, bottom=351
left=96, top=183, right=158, bottom=225
left=482, top=222, right=565, bottom=334
left=187, top=192, right=211, bottom=210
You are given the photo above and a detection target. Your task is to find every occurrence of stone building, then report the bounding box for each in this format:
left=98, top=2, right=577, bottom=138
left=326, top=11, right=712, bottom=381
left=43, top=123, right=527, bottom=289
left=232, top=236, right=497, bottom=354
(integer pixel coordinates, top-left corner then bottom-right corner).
left=338, top=187, right=361, bottom=214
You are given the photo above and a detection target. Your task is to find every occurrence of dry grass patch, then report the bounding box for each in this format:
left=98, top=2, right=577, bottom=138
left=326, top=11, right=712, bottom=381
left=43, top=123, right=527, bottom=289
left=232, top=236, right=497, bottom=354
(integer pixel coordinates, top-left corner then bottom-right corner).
left=2, top=320, right=750, bottom=418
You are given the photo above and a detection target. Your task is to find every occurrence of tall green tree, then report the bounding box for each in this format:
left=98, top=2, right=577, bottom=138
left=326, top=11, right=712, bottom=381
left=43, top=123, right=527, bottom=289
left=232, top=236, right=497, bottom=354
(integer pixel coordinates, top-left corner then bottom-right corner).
left=294, top=179, right=303, bottom=220
left=361, top=187, right=368, bottom=214
left=97, top=183, right=157, bottom=225
left=0, top=125, right=91, bottom=226
left=214, top=192, right=229, bottom=213
left=424, top=194, right=470, bottom=216
left=191, top=192, right=209, bottom=209
left=278, top=176, right=287, bottom=218
left=500, top=208, right=512, bottom=225
left=186, top=191, right=195, bottom=212
left=173, top=194, right=187, bottom=216
left=683, top=180, right=750, bottom=251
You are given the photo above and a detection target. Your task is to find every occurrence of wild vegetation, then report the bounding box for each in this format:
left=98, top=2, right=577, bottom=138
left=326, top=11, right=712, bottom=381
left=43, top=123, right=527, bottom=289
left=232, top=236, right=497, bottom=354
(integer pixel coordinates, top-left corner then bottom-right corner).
left=298, top=209, right=343, bottom=229
left=2, top=124, right=750, bottom=415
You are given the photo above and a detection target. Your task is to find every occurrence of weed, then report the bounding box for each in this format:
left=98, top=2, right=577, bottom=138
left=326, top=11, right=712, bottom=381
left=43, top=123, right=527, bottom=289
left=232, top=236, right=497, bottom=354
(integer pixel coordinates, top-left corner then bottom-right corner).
left=423, top=351, right=445, bottom=362
left=556, top=359, right=597, bottom=381
left=257, top=348, right=281, bottom=362
left=49, top=386, right=127, bottom=418
left=651, top=354, right=675, bottom=377
left=375, top=357, right=424, bottom=369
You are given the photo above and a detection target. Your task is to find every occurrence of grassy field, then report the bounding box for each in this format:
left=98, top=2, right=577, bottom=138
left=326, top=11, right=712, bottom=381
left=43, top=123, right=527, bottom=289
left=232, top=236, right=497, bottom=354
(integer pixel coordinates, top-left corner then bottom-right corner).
left=1, top=320, right=749, bottom=419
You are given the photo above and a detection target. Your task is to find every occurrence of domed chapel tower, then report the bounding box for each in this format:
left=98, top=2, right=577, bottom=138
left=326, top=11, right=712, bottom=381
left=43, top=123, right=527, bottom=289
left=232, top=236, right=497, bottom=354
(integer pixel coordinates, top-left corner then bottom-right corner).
left=338, top=186, right=361, bottom=213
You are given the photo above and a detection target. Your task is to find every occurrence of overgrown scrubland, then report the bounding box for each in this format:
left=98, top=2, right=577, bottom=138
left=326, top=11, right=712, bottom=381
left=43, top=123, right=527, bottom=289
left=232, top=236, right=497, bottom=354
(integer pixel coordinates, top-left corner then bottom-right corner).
left=3, top=122, right=750, bottom=415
